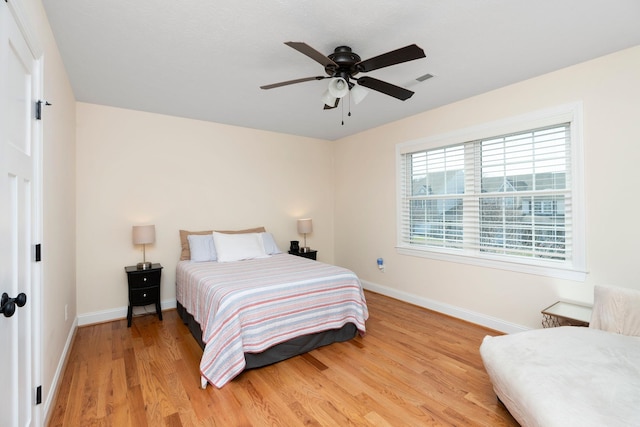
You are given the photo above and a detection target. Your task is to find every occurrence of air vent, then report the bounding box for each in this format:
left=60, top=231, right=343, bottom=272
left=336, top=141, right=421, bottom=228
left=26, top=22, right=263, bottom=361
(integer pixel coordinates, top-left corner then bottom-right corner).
left=416, top=73, right=434, bottom=82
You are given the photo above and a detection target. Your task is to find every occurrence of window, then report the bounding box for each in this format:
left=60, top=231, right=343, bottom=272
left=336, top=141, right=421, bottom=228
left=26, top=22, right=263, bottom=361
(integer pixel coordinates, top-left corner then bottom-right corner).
left=397, top=104, right=585, bottom=280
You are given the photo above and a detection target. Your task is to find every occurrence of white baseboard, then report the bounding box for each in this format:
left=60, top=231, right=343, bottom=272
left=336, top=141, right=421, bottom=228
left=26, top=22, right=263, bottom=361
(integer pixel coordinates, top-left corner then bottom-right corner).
left=43, top=316, right=77, bottom=424
left=77, top=299, right=177, bottom=326
left=75, top=288, right=526, bottom=334
left=75, top=289, right=526, bottom=334
left=361, top=280, right=528, bottom=334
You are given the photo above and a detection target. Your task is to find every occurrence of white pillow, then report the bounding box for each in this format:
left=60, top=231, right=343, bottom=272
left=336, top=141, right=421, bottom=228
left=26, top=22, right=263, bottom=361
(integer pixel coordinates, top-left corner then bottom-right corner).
left=187, top=234, right=217, bottom=262
left=212, top=232, right=269, bottom=263
left=261, top=232, right=282, bottom=255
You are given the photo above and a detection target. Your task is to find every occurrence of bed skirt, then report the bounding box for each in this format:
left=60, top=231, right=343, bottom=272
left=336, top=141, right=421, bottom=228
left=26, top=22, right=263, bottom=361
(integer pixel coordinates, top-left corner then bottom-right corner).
left=176, top=301, right=358, bottom=371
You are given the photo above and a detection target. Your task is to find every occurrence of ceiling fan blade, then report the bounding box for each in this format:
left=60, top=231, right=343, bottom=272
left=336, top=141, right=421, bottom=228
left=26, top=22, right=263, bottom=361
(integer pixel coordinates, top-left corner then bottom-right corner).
left=357, top=44, right=426, bottom=73
left=260, top=76, right=327, bottom=90
left=357, top=76, right=415, bottom=101
left=285, top=42, right=338, bottom=70
left=324, top=98, right=339, bottom=110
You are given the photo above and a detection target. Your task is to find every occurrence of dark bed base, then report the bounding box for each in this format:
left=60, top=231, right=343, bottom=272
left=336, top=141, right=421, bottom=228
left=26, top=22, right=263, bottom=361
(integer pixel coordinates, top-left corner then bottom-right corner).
left=176, top=301, right=358, bottom=371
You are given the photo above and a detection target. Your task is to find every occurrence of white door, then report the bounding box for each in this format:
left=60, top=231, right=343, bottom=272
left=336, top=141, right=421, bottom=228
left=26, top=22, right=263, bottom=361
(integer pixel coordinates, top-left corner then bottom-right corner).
left=0, top=1, right=42, bottom=426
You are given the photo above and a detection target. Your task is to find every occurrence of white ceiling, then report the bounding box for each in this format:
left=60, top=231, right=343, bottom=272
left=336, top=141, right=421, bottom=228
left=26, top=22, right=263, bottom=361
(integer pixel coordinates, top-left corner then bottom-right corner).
left=42, top=0, right=640, bottom=141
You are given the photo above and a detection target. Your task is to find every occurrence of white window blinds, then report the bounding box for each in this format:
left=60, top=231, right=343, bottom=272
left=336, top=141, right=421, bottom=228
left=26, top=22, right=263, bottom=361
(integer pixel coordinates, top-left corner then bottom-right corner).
left=398, top=117, right=583, bottom=277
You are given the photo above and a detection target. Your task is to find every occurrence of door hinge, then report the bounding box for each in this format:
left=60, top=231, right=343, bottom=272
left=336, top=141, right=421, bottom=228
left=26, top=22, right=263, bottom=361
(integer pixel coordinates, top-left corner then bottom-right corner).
left=34, top=244, right=41, bottom=262
left=36, top=385, right=42, bottom=405
left=35, top=100, right=51, bottom=120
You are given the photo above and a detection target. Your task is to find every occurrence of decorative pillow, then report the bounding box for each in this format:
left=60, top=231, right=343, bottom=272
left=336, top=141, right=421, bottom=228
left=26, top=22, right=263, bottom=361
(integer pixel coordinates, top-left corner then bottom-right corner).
left=179, top=227, right=265, bottom=260
left=212, top=232, right=269, bottom=263
left=187, top=234, right=217, bottom=262
left=261, top=232, right=282, bottom=255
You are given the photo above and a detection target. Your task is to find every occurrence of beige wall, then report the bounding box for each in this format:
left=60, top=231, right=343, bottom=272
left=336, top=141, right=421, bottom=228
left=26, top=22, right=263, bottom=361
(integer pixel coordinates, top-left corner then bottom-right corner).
left=22, top=0, right=77, bottom=419
left=75, top=104, right=334, bottom=319
left=334, top=45, right=640, bottom=329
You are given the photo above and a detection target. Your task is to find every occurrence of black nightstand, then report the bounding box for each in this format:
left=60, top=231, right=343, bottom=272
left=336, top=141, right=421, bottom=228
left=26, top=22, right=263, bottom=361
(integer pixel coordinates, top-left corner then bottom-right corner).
left=288, top=250, right=317, bottom=260
left=124, top=263, right=163, bottom=327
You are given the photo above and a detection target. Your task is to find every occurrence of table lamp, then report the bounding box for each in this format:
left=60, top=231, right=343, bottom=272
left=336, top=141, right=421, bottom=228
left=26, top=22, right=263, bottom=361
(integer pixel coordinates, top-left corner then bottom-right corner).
left=132, top=225, right=155, bottom=269
left=297, top=218, right=312, bottom=253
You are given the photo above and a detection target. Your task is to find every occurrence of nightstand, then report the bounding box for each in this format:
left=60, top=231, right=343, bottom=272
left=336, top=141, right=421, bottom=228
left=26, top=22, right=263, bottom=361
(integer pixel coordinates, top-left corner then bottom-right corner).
left=288, top=250, right=317, bottom=260
left=541, top=301, right=592, bottom=328
left=124, top=263, right=163, bottom=327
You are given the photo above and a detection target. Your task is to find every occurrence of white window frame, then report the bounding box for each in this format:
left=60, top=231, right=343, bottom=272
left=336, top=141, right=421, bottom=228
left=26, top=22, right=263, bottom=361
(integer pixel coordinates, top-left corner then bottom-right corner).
left=396, top=103, right=586, bottom=281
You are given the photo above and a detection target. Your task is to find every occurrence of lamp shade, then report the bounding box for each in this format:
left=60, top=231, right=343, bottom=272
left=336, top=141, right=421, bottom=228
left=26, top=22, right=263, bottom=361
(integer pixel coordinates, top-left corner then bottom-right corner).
left=327, top=78, right=348, bottom=98
left=297, top=218, right=313, bottom=234
left=132, top=225, right=155, bottom=245
left=321, top=90, right=337, bottom=107
left=350, top=84, right=369, bottom=104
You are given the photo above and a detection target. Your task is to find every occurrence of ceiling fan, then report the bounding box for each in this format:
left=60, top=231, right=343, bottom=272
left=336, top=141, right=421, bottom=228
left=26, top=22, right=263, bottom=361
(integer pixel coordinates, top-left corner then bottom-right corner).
left=260, top=42, right=426, bottom=109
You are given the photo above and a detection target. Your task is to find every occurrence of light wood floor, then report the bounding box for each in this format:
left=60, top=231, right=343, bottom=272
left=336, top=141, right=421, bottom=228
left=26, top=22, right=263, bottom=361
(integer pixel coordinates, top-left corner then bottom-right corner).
left=48, top=291, right=518, bottom=426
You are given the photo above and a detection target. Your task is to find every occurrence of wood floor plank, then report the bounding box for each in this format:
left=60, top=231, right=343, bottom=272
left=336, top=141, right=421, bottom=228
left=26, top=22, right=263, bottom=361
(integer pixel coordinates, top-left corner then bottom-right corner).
left=127, top=384, right=149, bottom=427
left=47, top=290, right=518, bottom=426
left=109, top=362, right=131, bottom=427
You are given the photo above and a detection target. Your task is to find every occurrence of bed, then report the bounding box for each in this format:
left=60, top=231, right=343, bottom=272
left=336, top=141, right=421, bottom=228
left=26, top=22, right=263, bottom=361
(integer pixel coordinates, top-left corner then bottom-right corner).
left=175, top=228, right=369, bottom=388
left=480, top=285, right=640, bottom=427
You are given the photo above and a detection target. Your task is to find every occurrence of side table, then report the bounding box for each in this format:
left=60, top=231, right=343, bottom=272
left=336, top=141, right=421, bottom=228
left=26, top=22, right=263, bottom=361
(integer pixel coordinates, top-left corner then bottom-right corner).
left=541, top=301, right=592, bottom=328
left=124, top=263, right=163, bottom=327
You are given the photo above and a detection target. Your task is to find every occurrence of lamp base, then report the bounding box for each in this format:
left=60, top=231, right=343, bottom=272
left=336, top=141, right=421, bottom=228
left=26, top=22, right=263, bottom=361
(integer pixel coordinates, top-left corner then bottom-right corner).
left=137, top=261, right=152, bottom=270
left=300, top=247, right=311, bottom=253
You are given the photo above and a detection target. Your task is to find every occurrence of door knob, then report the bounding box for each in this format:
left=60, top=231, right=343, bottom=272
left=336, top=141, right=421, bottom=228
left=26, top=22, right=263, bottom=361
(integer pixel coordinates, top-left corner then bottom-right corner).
left=0, top=292, right=27, bottom=318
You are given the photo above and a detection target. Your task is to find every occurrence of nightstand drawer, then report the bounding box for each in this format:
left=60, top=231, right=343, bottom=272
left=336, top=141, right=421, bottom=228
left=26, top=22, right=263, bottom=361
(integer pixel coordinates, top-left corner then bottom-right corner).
left=127, top=270, right=161, bottom=289
left=129, top=286, right=159, bottom=306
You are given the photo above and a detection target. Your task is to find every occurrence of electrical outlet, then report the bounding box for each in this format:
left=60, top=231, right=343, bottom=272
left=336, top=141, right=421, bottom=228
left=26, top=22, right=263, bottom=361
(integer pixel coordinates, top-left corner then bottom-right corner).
left=64, top=304, right=68, bottom=321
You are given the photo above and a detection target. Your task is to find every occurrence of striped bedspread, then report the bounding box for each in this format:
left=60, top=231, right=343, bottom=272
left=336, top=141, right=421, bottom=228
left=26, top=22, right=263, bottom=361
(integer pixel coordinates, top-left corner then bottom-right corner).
left=176, top=254, right=368, bottom=388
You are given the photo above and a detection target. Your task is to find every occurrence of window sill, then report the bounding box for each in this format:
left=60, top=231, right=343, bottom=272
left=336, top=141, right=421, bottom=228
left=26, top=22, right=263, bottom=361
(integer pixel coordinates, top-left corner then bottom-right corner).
left=396, top=245, right=587, bottom=282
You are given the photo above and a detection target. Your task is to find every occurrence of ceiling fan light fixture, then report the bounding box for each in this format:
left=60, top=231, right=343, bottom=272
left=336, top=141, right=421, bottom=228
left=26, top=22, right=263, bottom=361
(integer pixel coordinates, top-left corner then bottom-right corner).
left=350, top=84, right=368, bottom=104
left=327, top=77, right=349, bottom=99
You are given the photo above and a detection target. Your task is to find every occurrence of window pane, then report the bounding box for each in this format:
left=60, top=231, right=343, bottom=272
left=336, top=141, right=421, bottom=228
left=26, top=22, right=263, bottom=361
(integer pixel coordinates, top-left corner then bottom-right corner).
left=410, top=197, right=463, bottom=248
left=479, top=194, right=566, bottom=260
left=409, top=148, right=465, bottom=195
left=408, top=144, right=465, bottom=245
left=477, top=125, right=569, bottom=260
left=481, top=125, right=567, bottom=191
